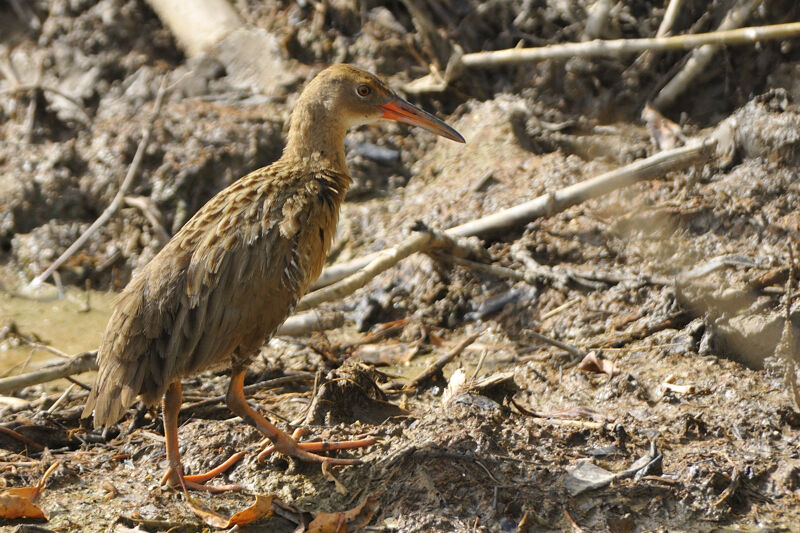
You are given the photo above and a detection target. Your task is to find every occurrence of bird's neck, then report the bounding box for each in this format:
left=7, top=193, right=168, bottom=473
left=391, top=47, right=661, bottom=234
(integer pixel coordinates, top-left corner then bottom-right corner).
left=282, top=98, right=349, bottom=175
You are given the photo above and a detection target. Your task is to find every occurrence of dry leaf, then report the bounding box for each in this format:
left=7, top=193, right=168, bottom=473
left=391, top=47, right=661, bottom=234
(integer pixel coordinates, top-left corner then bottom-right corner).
left=0, top=461, right=59, bottom=520
left=186, top=493, right=273, bottom=529
left=307, top=497, right=378, bottom=533
left=577, top=351, right=618, bottom=378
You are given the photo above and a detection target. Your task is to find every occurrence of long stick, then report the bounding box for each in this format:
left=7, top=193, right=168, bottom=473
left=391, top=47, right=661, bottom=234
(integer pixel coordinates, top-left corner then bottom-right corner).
left=459, top=22, right=800, bottom=69
left=311, top=139, right=715, bottom=291
left=5, top=140, right=714, bottom=392
left=406, top=21, right=800, bottom=93
left=28, top=78, right=168, bottom=289
left=298, top=232, right=433, bottom=312
left=0, top=351, right=97, bottom=395
left=447, top=139, right=714, bottom=238
left=0, top=312, right=342, bottom=394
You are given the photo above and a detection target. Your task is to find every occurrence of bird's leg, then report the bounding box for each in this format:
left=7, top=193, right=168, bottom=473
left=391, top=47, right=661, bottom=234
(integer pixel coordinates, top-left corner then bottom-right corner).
left=225, top=367, right=376, bottom=465
left=256, top=426, right=377, bottom=463
left=160, top=381, right=243, bottom=492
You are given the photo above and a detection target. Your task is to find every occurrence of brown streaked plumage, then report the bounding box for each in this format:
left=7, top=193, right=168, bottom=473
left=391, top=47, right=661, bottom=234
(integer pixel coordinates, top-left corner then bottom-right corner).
left=83, top=64, right=464, bottom=492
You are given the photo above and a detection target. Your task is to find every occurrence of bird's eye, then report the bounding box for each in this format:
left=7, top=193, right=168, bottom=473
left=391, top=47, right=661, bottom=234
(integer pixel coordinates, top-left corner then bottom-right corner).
left=356, top=84, right=371, bottom=97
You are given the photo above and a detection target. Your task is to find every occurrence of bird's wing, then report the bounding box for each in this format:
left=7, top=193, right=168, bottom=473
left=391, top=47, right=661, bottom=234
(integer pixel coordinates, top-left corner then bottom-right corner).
left=85, top=166, right=348, bottom=427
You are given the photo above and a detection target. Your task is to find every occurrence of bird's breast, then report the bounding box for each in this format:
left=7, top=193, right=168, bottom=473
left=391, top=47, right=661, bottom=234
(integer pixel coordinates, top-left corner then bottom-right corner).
left=277, top=174, right=346, bottom=300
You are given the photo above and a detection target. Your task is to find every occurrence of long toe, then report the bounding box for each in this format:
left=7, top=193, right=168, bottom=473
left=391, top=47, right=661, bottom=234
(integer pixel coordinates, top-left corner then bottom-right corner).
left=161, top=451, right=245, bottom=493
left=257, top=436, right=377, bottom=464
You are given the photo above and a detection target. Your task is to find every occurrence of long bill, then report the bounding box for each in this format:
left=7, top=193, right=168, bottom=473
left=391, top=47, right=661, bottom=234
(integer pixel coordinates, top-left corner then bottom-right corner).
left=379, top=97, right=466, bottom=143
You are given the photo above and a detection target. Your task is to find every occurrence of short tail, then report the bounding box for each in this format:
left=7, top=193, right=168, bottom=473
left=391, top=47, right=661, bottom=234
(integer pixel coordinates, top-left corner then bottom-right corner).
left=82, top=356, right=150, bottom=428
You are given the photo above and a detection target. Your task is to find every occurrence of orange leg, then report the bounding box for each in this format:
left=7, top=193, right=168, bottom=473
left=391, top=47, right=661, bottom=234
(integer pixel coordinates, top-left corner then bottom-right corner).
left=225, top=367, right=376, bottom=465
left=257, top=427, right=377, bottom=463
left=160, top=381, right=243, bottom=493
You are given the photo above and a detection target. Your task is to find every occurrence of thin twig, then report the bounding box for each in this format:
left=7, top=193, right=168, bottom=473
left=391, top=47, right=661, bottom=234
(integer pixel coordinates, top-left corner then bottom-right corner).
left=657, top=0, right=685, bottom=37
left=0, top=83, right=92, bottom=123
left=0, top=311, right=343, bottom=393
left=28, top=76, right=169, bottom=288
left=511, top=399, right=613, bottom=431
left=0, top=425, right=45, bottom=451
left=178, top=373, right=314, bottom=415
left=0, top=351, right=98, bottom=395
left=405, top=332, right=481, bottom=391
left=524, top=329, right=585, bottom=359
left=18, top=341, right=71, bottom=360
left=470, top=349, right=489, bottom=381
left=406, top=21, right=800, bottom=93
left=540, top=298, right=581, bottom=321
left=436, top=253, right=531, bottom=284
left=45, top=383, right=76, bottom=414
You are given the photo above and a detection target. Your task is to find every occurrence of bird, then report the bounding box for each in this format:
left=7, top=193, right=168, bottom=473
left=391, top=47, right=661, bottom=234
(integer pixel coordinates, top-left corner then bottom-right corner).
left=82, top=64, right=465, bottom=492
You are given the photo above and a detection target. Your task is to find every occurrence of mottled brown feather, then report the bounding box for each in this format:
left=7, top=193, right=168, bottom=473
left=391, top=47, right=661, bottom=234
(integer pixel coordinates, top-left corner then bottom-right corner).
left=82, top=63, right=459, bottom=429
left=84, top=160, right=351, bottom=426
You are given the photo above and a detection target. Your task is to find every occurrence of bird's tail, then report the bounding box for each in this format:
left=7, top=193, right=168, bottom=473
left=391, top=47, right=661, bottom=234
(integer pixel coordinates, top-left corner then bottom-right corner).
left=82, top=355, right=150, bottom=428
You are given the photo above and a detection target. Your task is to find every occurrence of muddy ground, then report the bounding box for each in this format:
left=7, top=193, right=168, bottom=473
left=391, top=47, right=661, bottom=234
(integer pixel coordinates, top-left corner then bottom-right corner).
left=1, top=0, right=800, bottom=531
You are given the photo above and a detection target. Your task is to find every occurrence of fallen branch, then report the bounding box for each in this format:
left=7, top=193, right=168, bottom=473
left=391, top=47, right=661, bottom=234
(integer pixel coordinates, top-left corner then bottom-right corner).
left=299, top=232, right=433, bottom=312
left=28, top=77, right=168, bottom=289
left=406, top=22, right=800, bottom=92
left=0, top=312, right=343, bottom=394
left=458, top=139, right=714, bottom=237
left=298, top=225, right=480, bottom=312
left=0, top=351, right=97, bottom=395
left=312, top=139, right=713, bottom=293
left=275, top=311, right=344, bottom=337
left=462, top=21, right=798, bottom=65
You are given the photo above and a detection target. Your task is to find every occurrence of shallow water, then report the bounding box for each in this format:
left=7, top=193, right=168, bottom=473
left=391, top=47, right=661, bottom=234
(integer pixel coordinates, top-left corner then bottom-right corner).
left=0, top=279, right=114, bottom=383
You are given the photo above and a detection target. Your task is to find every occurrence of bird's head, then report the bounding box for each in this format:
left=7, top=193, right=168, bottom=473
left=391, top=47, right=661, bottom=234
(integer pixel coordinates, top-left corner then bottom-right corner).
left=288, top=64, right=465, bottom=157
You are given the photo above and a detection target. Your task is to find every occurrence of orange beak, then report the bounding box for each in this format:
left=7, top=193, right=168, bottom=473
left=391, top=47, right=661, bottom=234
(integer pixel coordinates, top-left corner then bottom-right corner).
left=379, top=97, right=465, bottom=143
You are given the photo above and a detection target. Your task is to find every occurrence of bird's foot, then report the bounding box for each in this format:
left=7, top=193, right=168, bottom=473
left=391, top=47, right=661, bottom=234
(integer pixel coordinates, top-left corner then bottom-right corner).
left=257, top=427, right=377, bottom=464
left=161, top=451, right=245, bottom=493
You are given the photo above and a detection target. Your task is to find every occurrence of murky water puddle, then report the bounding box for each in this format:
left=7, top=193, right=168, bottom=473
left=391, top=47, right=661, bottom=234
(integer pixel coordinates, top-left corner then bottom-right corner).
left=0, top=280, right=114, bottom=385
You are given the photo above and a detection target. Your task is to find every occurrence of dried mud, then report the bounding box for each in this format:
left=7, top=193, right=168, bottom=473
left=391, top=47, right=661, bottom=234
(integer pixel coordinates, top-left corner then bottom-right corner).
left=1, top=1, right=800, bottom=532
